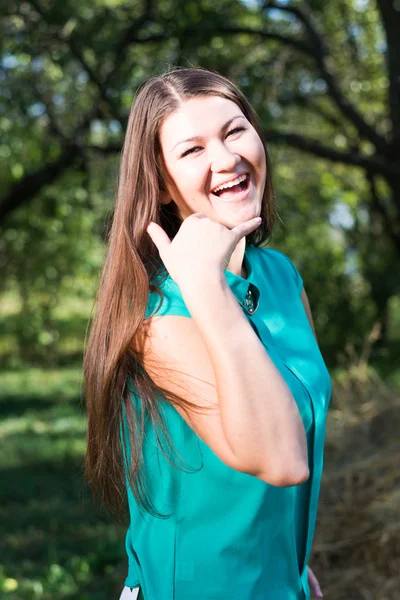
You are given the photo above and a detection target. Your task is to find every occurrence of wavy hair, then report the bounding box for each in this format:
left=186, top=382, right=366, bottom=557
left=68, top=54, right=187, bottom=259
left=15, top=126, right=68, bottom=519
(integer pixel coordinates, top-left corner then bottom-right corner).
left=83, top=66, right=276, bottom=520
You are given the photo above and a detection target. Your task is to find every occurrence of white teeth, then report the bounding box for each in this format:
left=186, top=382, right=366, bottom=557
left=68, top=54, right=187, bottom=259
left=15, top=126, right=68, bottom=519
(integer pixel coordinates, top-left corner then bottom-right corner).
left=212, top=173, right=247, bottom=194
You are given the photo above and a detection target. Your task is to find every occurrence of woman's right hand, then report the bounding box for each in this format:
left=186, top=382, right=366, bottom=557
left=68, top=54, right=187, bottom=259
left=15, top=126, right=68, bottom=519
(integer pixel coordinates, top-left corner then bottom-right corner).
left=146, top=213, right=262, bottom=288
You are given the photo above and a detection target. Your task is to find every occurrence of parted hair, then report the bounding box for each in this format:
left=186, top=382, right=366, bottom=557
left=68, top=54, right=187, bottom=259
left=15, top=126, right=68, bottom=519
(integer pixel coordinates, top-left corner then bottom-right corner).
left=83, top=66, right=276, bottom=520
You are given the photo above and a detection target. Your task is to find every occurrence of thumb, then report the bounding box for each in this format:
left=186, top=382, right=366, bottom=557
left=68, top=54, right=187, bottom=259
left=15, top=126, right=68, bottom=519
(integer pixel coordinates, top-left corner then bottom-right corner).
left=231, top=216, right=262, bottom=243
left=146, top=222, right=172, bottom=256
left=308, top=567, right=323, bottom=598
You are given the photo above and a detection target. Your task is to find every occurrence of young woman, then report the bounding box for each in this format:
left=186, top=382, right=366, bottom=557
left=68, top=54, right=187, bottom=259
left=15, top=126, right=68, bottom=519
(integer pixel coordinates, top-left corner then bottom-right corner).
left=84, top=67, right=331, bottom=600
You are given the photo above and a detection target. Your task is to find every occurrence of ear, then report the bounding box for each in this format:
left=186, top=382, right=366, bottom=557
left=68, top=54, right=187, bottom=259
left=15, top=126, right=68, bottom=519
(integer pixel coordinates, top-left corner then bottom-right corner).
left=160, top=189, right=173, bottom=205
left=159, top=174, right=173, bottom=205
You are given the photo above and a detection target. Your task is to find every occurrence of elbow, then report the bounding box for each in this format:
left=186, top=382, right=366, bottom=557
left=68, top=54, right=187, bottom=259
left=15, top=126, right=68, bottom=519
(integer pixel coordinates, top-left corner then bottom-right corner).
left=254, top=462, right=310, bottom=487
left=278, top=464, right=310, bottom=487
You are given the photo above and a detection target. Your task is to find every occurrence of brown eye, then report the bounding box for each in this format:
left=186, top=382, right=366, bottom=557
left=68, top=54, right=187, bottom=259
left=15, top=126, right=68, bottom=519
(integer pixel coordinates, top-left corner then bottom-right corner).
left=227, top=127, right=245, bottom=137
left=181, top=146, right=202, bottom=158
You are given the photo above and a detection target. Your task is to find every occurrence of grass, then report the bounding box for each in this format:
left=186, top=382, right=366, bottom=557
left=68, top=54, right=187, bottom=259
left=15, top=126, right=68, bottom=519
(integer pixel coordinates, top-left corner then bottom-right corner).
left=2, top=359, right=399, bottom=599
left=1, top=293, right=399, bottom=599
left=312, top=361, right=400, bottom=599
left=0, top=367, right=128, bottom=600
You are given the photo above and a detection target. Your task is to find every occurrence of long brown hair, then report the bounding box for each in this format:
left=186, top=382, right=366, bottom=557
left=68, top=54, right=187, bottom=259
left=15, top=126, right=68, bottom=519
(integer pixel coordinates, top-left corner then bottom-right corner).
left=83, top=66, right=276, bottom=521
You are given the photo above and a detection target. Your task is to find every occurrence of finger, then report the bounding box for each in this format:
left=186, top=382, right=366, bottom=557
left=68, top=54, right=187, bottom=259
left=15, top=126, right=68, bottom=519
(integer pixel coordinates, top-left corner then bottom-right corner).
left=308, top=567, right=323, bottom=598
left=146, top=222, right=171, bottom=255
left=231, top=217, right=262, bottom=242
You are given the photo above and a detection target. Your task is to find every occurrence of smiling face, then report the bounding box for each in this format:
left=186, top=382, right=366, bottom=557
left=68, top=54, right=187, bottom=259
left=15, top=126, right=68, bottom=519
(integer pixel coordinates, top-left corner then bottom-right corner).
left=159, top=95, right=267, bottom=229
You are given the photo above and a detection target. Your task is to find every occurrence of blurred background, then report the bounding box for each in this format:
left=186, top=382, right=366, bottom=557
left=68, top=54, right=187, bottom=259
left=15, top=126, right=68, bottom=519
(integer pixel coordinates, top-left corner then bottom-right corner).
left=1, top=0, right=399, bottom=598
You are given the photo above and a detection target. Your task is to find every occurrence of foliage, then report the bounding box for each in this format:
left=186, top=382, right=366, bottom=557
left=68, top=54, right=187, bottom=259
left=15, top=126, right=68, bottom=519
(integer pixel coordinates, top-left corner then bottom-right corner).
left=1, top=0, right=399, bottom=361
left=1, top=171, right=106, bottom=362
left=1, top=4, right=399, bottom=596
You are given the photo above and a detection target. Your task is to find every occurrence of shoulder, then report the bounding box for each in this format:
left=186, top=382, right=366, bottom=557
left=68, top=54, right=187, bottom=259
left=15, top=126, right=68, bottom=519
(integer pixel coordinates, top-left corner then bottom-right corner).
left=145, top=272, right=191, bottom=320
left=254, top=246, right=304, bottom=294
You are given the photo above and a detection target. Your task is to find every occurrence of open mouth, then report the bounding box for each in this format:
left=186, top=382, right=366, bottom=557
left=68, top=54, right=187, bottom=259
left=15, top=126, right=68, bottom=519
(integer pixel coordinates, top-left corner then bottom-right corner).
left=211, top=173, right=250, bottom=200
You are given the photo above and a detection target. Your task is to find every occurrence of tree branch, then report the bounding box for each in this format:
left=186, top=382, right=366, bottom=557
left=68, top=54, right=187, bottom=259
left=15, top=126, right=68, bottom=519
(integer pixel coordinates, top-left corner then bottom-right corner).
left=367, top=172, right=400, bottom=255
left=32, top=83, right=67, bottom=141
left=278, top=92, right=344, bottom=130
left=261, top=2, right=387, bottom=154
left=218, top=25, right=313, bottom=56
left=0, top=2, right=167, bottom=224
left=0, top=100, right=102, bottom=226
left=376, top=0, right=400, bottom=150
left=0, top=144, right=81, bottom=223
left=337, top=0, right=362, bottom=68
left=266, top=130, right=397, bottom=177
left=277, top=92, right=363, bottom=153
left=27, top=0, right=115, bottom=117
left=90, top=132, right=397, bottom=180
left=111, top=0, right=157, bottom=70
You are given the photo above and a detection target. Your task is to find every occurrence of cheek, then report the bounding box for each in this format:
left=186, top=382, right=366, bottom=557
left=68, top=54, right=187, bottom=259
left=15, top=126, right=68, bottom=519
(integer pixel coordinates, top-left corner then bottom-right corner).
left=162, top=162, right=190, bottom=197
left=175, top=162, right=207, bottom=195
left=248, top=135, right=266, bottom=166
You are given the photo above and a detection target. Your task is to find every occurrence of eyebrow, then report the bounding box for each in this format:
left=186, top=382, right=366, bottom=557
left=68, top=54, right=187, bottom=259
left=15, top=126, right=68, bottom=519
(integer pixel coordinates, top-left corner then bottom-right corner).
left=172, top=115, right=246, bottom=151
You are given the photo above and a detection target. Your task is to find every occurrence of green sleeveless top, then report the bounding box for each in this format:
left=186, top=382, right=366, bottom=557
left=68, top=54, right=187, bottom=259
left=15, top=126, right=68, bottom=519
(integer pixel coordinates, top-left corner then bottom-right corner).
left=121, top=244, right=332, bottom=599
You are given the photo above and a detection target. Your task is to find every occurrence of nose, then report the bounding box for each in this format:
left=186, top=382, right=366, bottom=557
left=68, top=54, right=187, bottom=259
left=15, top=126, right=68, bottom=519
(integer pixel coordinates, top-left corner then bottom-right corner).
left=210, top=142, right=241, bottom=172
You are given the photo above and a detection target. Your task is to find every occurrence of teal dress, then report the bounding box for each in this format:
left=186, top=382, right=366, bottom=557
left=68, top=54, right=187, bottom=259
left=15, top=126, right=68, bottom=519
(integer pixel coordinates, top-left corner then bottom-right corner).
left=122, top=244, right=332, bottom=600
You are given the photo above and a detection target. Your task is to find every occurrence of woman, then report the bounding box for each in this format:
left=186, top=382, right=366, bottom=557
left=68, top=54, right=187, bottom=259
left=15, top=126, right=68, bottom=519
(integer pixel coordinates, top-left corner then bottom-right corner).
left=84, top=67, right=331, bottom=600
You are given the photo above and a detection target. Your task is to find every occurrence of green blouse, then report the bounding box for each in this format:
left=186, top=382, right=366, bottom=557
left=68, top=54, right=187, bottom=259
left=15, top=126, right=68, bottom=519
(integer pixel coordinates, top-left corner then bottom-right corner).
left=122, top=244, right=332, bottom=599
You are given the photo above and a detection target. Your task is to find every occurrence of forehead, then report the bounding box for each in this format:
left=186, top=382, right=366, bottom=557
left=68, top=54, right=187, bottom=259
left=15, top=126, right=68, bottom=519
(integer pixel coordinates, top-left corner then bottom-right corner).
left=160, top=96, right=245, bottom=144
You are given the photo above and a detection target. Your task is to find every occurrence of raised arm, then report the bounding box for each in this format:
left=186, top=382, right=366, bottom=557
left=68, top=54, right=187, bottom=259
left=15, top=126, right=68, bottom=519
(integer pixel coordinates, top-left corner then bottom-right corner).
left=142, top=276, right=308, bottom=486
left=143, top=215, right=309, bottom=487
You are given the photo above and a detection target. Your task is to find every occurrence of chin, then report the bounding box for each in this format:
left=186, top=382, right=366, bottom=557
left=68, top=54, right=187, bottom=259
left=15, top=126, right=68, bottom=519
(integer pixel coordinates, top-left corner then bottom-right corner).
left=224, top=208, right=260, bottom=229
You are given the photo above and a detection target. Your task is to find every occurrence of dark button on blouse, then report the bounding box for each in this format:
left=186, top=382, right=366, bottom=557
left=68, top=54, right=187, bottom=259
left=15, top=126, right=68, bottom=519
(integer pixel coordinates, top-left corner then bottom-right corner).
left=240, top=282, right=260, bottom=316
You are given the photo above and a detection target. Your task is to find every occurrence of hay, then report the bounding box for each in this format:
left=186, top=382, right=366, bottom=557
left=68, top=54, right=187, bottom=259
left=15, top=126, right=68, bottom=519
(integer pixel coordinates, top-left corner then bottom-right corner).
left=311, top=351, right=400, bottom=599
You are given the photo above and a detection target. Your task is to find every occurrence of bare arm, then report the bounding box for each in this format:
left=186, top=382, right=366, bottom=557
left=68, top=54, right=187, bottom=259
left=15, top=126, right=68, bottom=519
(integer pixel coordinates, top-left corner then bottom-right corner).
left=143, top=274, right=309, bottom=487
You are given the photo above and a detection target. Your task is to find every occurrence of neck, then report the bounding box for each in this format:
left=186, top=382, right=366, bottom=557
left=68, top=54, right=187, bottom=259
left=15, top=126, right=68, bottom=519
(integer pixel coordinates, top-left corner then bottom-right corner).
left=226, top=236, right=247, bottom=279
